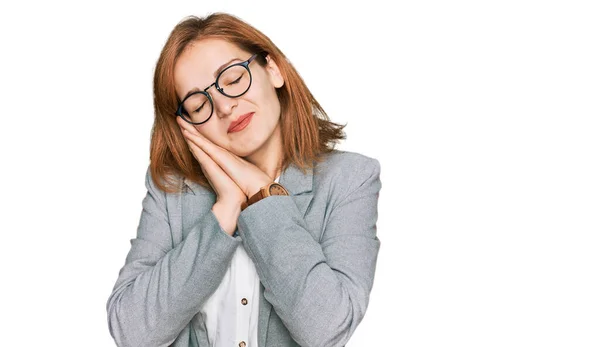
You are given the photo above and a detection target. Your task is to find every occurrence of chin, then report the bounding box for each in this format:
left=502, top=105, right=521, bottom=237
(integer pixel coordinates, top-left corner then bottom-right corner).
left=229, top=118, right=279, bottom=158
left=233, top=148, right=255, bottom=158
left=230, top=141, right=260, bottom=158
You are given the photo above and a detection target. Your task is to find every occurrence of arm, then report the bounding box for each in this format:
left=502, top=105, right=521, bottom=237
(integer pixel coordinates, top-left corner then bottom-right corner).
left=237, top=158, right=382, bottom=347
left=106, top=168, right=241, bottom=347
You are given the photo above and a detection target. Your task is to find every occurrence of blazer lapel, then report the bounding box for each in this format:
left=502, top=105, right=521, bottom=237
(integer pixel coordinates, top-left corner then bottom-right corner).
left=278, top=163, right=314, bottom=216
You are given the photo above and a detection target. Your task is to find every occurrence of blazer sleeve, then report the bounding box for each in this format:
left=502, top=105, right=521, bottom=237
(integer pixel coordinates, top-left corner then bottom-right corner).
left=237, top=157, right=382, bottom=347
left=106, top=167, right=241, bottom=347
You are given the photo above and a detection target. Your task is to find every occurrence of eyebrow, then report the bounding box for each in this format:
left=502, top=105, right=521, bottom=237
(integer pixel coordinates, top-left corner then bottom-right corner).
left=181, top=57, right=243, bottom=100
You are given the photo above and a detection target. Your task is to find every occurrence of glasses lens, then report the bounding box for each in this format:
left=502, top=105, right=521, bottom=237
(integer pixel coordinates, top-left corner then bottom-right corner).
left=182, top=93, right=212, bottom=124
left=218, top=65, right=251, bottom=97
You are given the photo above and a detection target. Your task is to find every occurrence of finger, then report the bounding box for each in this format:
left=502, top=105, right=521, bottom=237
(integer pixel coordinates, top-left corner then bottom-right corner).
left=182, top=129, right=245, bottom=179
left=177, top=116, right=204, bottom=137
left=180, top=125, right=217, bottom=154
left=179, top=122, right=266, bottom=195
left=187, top=140, right=219, bottom=188
left=186, top=139, right=220, bottom=176
left=177, top=117, right=234, bottom=163
left=177, top=118, right=239, bottom=178
left=186, top=139, right=236, bottom=193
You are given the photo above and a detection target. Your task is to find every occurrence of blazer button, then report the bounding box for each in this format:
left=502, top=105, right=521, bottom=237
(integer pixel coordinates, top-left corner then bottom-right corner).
left=239, top=341, right=246, bottom=347
left=241, top=298, right=248, bottom=305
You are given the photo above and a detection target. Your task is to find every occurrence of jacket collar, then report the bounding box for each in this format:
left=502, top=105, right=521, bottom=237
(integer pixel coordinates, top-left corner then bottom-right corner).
left=278, top=162, right=314, bottom=216
left=278, top=162, right=313, bottom=195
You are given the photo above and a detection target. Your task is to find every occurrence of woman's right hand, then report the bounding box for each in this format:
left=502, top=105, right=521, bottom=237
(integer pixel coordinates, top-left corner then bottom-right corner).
left=178, top=121, right=246, bottom=236
left=193, top=142, right=245, bottom=236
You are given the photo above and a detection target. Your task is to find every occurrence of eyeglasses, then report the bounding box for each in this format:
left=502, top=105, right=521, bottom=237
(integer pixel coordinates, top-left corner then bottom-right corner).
left=175, top=53, right=259, bottom=125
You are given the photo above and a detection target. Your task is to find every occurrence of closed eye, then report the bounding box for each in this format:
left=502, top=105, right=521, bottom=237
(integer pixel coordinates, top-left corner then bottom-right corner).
left=228, top=76, right=242, bottom=86
left=194, top=102, right=207, bottom=113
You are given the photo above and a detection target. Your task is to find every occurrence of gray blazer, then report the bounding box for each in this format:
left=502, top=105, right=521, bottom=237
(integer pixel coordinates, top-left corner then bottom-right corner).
left=106, top=149, right=381, bottom=347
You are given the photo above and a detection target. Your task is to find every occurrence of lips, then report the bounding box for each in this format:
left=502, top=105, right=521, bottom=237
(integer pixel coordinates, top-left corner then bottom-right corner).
left=228, top=112, right=254, bottom=133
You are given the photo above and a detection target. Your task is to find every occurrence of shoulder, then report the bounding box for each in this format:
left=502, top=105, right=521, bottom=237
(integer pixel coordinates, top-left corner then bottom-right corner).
left=143, top=165, right=189, bottom=197
left=314, top=149, right=380, bottom=178
left=313, top=149, right=381, bottom=198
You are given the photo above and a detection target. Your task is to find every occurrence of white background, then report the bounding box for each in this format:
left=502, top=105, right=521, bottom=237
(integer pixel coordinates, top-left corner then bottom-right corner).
left=1, top=0, right=599, bottom=346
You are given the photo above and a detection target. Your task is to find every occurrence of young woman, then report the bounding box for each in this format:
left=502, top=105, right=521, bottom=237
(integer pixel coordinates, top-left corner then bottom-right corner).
left=106, top=12, right=382, bottom=347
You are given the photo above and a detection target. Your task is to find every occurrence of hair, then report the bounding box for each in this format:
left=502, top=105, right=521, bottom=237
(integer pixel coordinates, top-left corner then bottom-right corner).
left=150, top=12, right=346, bottom=193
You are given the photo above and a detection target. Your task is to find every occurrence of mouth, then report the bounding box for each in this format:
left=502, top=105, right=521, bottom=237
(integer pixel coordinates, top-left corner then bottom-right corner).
left=228, top=112, right=254, bottom=133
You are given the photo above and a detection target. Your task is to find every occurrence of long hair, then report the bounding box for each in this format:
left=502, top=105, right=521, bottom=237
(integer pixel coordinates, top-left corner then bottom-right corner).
left=151, top=12, right=346, bottom=193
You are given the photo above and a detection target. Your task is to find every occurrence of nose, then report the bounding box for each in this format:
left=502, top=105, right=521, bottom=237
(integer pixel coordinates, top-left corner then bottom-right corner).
left=210, top=88, right=237, bottom=118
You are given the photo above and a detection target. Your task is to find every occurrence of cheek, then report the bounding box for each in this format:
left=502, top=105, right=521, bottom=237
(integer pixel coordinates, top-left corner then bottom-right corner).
left=252, top=72, right=278, bottom=103
left=255, top=82, right=281, bottom=117
left=193, top=125, right=208, bottom=138
left=194, top=124, right=222, bottom=145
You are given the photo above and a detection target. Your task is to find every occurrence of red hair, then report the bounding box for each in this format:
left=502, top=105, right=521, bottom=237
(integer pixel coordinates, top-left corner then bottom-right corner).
left=150, top=12, right=346, bottom=193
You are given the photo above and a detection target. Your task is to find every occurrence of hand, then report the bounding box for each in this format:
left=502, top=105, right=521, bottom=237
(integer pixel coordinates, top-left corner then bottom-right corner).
left=184, top=137, right=242, bottom=236
left=177, top=117, right=274, bottom=200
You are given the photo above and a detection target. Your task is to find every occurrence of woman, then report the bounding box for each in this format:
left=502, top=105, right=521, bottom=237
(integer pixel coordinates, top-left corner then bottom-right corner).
left=106, top=12, right=382, bottom=347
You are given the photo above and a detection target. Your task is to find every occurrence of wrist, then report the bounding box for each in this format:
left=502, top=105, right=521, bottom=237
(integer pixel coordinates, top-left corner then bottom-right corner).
left=248, top=179, right=273, bottom=198
left=211, top=202, right=241, bottom=236
left=242, top=182, right=290, bottom=211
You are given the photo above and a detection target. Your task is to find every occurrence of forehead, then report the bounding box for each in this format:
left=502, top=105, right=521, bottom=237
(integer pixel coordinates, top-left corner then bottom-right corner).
left=174, top=39, right=249, bottom=99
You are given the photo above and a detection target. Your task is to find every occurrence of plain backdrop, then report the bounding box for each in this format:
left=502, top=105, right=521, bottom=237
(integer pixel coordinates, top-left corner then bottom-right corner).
left=1, top=1, right=599, bottom=346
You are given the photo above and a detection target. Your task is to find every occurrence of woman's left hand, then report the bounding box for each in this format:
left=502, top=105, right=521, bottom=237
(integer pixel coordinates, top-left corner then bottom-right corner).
left=177, top=117, right=274, bottom=198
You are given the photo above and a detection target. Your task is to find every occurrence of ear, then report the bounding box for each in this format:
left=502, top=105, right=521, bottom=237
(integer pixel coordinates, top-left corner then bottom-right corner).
left=265, top=55, right=284, bottom=88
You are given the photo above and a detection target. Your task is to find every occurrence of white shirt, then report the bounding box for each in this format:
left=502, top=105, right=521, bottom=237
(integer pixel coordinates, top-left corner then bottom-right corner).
left=200, top=176, right=280, bottom=347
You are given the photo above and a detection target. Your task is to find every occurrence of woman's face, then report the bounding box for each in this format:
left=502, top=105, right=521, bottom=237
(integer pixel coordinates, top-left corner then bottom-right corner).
left=173, top=38, right=284, bottom=158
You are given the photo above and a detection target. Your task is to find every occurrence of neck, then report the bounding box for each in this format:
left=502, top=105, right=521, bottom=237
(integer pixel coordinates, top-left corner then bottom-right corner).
left=245, top=123, right=283, bottom=180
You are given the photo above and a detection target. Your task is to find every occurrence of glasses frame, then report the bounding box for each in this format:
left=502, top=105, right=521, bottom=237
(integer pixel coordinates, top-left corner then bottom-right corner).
left=175, top=53, right=259, bottom=125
